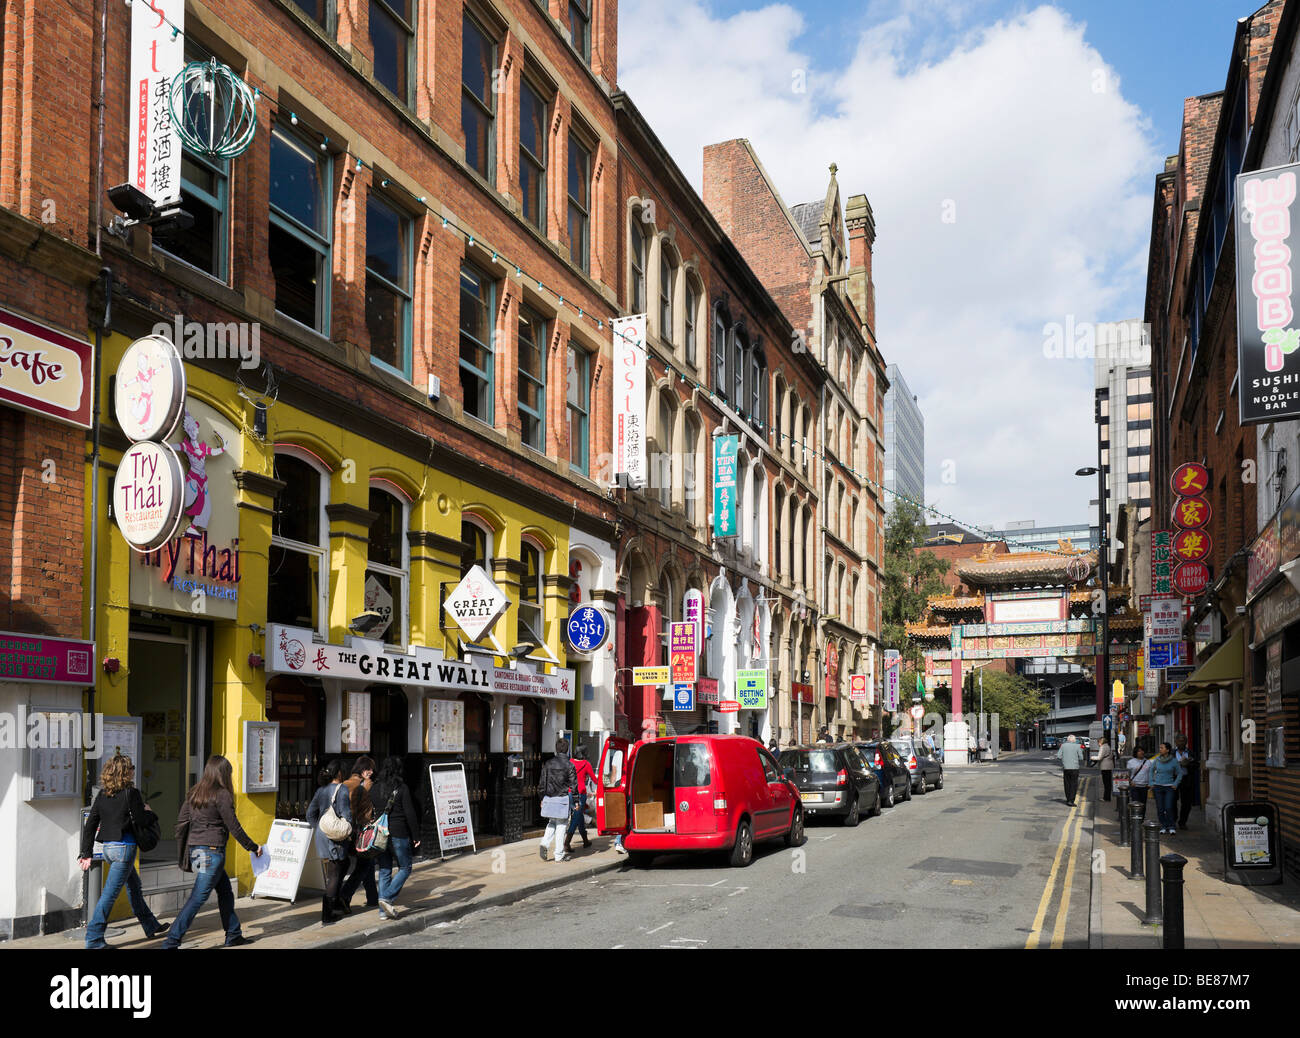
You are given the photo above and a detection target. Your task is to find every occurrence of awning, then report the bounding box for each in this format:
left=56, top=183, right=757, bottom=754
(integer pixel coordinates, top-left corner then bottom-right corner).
left=1167, top=629, right=1244, bottom=705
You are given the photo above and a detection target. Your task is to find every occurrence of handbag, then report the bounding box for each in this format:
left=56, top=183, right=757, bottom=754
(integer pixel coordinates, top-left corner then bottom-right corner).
left=541, top=795, right=570, bottom=820
left=319, top=784, right=353, bottom=842
left=175, top=814, right=193, bottom=873
left=357, top=787, right=399, bottom=858
left=128, top=792, right=161, bottom=853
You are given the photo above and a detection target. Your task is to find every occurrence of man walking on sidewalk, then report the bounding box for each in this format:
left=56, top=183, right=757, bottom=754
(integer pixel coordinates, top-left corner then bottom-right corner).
left=1174, top=733, right=1199, bottom=830
left=539, top=738, right=577, bottom=863
left=1057, top=734, right=1084, bottom=806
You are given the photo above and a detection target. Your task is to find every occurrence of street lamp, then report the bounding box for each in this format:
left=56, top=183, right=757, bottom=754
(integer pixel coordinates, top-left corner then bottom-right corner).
left=1078, top=452, right=1108, bottom=723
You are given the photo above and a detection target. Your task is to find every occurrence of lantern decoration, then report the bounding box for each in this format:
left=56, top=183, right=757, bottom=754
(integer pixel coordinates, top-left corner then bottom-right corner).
left=169, top=58, right=258, bottom=160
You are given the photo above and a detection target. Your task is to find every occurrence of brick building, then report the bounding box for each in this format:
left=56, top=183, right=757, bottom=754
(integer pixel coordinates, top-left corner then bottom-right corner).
left=703, top=140, right=891, bottom=738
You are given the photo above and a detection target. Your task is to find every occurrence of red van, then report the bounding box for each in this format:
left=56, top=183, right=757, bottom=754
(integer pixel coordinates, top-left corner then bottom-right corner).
left=596, top=734, right=803, bottom=867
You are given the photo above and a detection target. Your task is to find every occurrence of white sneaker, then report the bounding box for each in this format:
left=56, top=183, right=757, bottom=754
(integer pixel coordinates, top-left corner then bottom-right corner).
left=378, top=899, right=398, bottom=918
left=555, top=854, right=567, bottom=862
left=613, top=841, right=626, bottom=855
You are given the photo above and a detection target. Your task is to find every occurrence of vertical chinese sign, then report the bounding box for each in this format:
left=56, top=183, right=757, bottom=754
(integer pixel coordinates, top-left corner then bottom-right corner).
left=669, top=621, right=697, bottom=684
left=612, top=315, right=646, bottom=488
left=713, top=435, right=738, bottom=538
left=130, top=0, right=184, bottom=207
left=1150, top=529, right=1174, bottom=596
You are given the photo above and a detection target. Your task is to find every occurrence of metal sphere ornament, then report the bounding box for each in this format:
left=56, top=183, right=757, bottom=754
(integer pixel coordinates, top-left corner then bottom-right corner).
left=169, top=58, right=258, bottom=160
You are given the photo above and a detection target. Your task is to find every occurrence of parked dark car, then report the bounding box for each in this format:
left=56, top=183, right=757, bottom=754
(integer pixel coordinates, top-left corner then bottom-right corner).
left=855, top=741, right=912, bottom=808
left=890, top=735, right=944, bottom=794
left=777, top=744, right=881, bottom=826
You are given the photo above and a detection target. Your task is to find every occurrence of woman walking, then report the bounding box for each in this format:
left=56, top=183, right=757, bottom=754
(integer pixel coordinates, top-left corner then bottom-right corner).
left=1150, top=742, right=1184, bottom=835
left=1126, top=745, right=1152, bottom=815
left=1096, top=736, right=1115, bottom=802
left=339, top=756, right=378, bottom=910
left=78, top=754, right=169, bottom=948
left=306, top=759, right=353, bottom=925
left=564, top=745, right=596, bottom=856
left=163, top=755, right=264, bottom=949
left=368, top=757, right=420, bottom=920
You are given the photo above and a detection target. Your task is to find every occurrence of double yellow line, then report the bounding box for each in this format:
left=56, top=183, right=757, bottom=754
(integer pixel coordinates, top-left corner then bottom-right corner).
left=1025, top=777, right=1089, bottom=950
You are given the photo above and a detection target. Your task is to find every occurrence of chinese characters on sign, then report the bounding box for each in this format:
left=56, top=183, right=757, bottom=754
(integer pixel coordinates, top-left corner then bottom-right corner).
left=1151, top=529, right=1174, bottom=596
left=736, top=669, right=767, bottom=709
left=713, top=435, right=738, bottom=538
left=129, top=0, right=184, bottom=206
left=565, top=604, right=609, bottom=654
left=670, top=621, right=697, bottom=684
left=612, top=315, right=646, bottom=487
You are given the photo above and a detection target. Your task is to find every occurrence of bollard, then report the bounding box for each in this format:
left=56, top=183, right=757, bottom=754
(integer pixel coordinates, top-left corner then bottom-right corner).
left=1129, top=801, right=1144, bottom=877
left=1161, top=853, right=1187, bottom=949
left=1116, top=790, right=1130, bottom=846
left=1142, top=820, right=1162, bottom=924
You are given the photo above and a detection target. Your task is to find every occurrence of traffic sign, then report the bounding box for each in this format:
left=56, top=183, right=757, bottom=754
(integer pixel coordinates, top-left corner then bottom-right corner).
left=910, top=705, right=924, bottom=720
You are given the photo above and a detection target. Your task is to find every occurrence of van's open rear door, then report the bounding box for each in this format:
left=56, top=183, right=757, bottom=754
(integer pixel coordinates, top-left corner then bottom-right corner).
left=597, top=736, right=631, bottom=835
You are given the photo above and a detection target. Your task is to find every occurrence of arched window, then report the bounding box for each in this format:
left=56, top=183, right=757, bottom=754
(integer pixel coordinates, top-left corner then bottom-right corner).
left=630, top=209, right=647, bottom=313
left=519, top=540, right=544, bottom=645
left=714, top=306, right=728, bottom=397
left=684, top=276, right=700, bottom=367
left=732, top=327, right=745, bottom=407
left=269, top=449, right=330, bottom=636
left=684, top=411, right=701, bottom=525
left=750, top=465, right=764, bottom=568
left=659, top=243, right=677, bottom=345
left=773, top=485, right=786, bottom=574
left=367, top=485, right=409, bottom=648
left=824, top=556, right=834, bottom=614
left=657, top=391, right=676, bottom=509
left=461, top=516, right=492, bottom=577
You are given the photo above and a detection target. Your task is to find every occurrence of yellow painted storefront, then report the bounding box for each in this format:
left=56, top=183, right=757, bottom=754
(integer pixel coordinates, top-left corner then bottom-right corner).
left=85, top=332, right=574, bottom=899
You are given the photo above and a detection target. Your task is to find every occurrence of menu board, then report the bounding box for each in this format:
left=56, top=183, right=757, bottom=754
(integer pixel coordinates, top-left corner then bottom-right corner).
left=424, top=698, right=464, bottom=753
left=242, top=721, right=279, bottom=794
left=429, top=763, right=476, bottom=856
left=343, top=692, right=371, bottom=751
left=1233, top=819, right=1273, bottom=865
left=28, top=711, right=82, bottom=799
left=100, top=715, right=142, bottom=768
left=251, top=819, right=314, bottom=902
left=507, top=703, right=523, bottom=752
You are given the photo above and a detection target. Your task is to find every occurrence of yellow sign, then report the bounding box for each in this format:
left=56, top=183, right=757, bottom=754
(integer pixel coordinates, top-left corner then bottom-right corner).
left=633, top=666, right=670, bottom=685
left=1112, top=679, right=1125, bottom=705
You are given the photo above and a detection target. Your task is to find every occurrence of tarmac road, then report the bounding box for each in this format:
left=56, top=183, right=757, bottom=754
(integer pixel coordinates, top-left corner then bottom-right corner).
left=368, top=753, right=1094, bottom=949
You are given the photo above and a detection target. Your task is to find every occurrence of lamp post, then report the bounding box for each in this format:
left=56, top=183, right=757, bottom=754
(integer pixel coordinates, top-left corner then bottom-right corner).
left=1078, top=452, right=1109, bottom=723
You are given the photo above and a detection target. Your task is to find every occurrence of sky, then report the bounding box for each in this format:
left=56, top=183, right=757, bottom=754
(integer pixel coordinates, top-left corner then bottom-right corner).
left=618, top=0, right=1260, bottom=537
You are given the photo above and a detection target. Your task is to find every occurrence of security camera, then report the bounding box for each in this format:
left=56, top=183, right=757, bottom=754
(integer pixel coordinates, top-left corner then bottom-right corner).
left=107, top=183, right=155, bottom=222
left=348, top=610, right=385, bottom=635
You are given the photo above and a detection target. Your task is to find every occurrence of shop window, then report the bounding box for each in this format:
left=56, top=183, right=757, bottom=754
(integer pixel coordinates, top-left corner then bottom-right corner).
left=569, top=0, right=591, bottom=64
left=370, top=0, right=415, bottom=106
left=269, top=451, right=329, bottom=635
left=366, top=192, right=413, bottom=379
left=367, top=486, right=409, bottom=648
left=519, top=77, right=547, bottom=233
left=518, top=305, right=547, bottom=452
left=567, top=133, right=591, bottom=272
left=459, top=263, right=495, bottom=423
left=155, top=44, right=228, bottom=279
left=566, top=343, right=590, bottom=474
left=462, top=13, right=496, bottom=183
left=519, top=541, right=544, bottom=645
left=269, top=126, right=332, bottom=333
left=461, top=518, right=491, bottom=577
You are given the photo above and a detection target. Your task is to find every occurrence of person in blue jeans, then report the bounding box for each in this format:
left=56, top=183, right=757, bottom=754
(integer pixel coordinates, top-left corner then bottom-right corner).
left=367, top=757, right=421, bottom=919
left=78, top=754, right=169, bottom=948
left=163, top=755, right=264, bottom=949
left=1150, top=742, right=1185, bottom=836
left=565, top=745, right=596, bottom=855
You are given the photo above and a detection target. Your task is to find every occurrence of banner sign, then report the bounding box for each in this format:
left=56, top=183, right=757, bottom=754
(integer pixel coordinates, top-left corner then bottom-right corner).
left=884, top=650, right=900, bottom=711
left=251, top=820, right=314, bottom=903
left=429, top=764, right=476, bottom=856
left=1151, top=529, right=1175, bottom=597
left=130, top=0, right=184, bottom=206
left=0, top=307, right=93, bottom=429
left=683, top=588, right=704, bottom=647
left=1172, top=528, right=1211, bottom=563
left=612, top=315, right=647, bottom=487
left=736, top=668, right=767, bottom=709
left=1148, top=597, right=1184, bottom=640
left=1236, top=163, right=1300, bottom=424
left=0, top=631, right=94, bottom=686
left=713, top=435, right=738, bottom=538
left=670, top=621, right=697, bottom=684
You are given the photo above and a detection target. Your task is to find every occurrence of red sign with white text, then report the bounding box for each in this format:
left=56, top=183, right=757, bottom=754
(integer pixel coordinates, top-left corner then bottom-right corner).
left=1173, top=561, right=1211, bottom=597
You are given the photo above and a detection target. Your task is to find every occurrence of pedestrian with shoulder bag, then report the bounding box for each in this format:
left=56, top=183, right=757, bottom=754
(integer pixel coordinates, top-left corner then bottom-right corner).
left=368, top=757, right=421, bottom=919
left=307, top=759, right=353, bottom=925
left=539, top=737, right=577, bottom=862
left=78, top=754, right=170, bottom=948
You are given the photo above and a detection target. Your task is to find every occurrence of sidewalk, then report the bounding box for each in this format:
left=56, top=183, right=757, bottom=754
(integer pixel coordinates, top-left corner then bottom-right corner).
left=1089, top=789, right=1300, bottom=948
left=5, top=834, right=622, bottom=951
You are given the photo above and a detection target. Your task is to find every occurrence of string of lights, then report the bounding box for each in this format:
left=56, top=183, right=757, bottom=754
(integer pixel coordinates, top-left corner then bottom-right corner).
left=129, top=2, right=1081, bottom=558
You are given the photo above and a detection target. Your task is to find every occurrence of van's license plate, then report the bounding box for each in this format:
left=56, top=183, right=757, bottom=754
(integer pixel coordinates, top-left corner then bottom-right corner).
left=800, top=792, right=823, bottom=803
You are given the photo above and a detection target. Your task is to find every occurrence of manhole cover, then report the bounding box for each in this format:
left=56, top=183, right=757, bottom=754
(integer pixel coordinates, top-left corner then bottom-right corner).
left=910, top=856, right=1022, bottom=878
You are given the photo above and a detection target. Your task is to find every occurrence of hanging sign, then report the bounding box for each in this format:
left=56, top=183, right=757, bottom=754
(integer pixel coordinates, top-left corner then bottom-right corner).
left=1236, top=163, right=1300, bottom=425
left=115, top=335, right=187, bottom=442
left=713, top=435, right=739, bottom=538
left=1173, top=561, right=1211, bottom=597
left=1151, top=529, right=1175, bottom=596
left=566, top=604, right=609, bottom=654
left=112, top=441, right=187, bottom=552
left=1148, top=596, right=1184, bottom=640
left=736, top=669, right=768, bottom=709
left=1171, top=462, right=1210, bottom=497
left=428, top=763, right=476, bottom=857
left=251, top=819, right=314, bottom=903
left=129, top=0, right=184, bottom=206
left=612, top=314, right=646, bottom=487
left=1172, top=528, right=1212, bottom=563
left=672, top=683, right=695, bottom=712
left=444, top=564, right=509, bottom=643
left=1172, top=496, right=1212, bottom=530
left=0, top=631, right=95, bottom=686
left=670, top=621, right=697, bottom=683
left=849, top=674, right=867, bottom=701
left=0, top=306, right=93, bottom=429
left=632, top=666, right=670, bottom=685
left=883, top=650, right=901, bottom=711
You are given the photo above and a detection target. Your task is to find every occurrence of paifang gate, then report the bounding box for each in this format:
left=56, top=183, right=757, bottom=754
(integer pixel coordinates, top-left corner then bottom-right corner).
left=907, top=542, right=1144, bottom=718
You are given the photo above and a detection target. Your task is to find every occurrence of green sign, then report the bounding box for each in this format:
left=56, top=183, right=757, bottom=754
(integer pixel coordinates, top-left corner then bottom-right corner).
left=736, top=668, right=767, bottom=709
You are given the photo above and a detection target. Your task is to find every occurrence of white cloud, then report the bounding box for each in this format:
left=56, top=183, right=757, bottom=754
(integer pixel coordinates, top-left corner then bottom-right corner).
left=620, top=1, right=1159, bottom=536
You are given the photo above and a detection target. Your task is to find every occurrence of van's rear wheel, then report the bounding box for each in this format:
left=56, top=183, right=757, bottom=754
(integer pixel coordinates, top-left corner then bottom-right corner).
left=627, top=851, right=654, bottom=869
left=729, top=820, right=754, bottom=867
left=785, top=807, right=805, bottom=847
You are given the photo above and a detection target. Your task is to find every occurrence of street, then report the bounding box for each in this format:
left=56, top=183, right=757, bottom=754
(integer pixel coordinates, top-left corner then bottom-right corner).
left=369, top=755, right=1094, bottom=950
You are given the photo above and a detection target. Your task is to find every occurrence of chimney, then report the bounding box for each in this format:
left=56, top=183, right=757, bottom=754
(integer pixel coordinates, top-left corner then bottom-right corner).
left=845, top=193, right=876, bottom=332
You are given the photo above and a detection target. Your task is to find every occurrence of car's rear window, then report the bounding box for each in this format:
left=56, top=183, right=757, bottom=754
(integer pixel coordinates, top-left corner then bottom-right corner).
left=779, top=750, right=840, bottom=773
left=675, top=741, right=711, bottom=787
left=893, top=740, right=915, bottom=755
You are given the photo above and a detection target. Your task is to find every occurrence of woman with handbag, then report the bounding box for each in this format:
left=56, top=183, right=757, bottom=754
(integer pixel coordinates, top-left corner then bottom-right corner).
left=307, top=759, right=353, bottom=925
left=339, top=756, right=379, bottom=911
left=78, top=753, right=170, bottom=948
left=367, top=757, right=421, bottom=919
left=564, top=745, right=596, bottom=855
left=162, top=755, right=265, bottom=949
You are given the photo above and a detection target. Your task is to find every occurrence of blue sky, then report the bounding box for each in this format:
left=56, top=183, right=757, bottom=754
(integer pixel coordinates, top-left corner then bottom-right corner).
left=621, top=0, right=1262, bottom=532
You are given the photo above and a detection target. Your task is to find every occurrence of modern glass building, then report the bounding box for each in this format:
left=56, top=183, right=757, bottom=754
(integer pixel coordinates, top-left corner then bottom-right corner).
left=883, top=364, right=925, bottom=510
left=1094, top=320, right=1153, bottom=546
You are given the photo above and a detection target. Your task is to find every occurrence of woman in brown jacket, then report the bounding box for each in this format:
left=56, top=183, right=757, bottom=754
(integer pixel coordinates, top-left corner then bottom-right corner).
left=338, top=756, right=378, bottom=912
left=162, top=755, right=265, bottom=949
